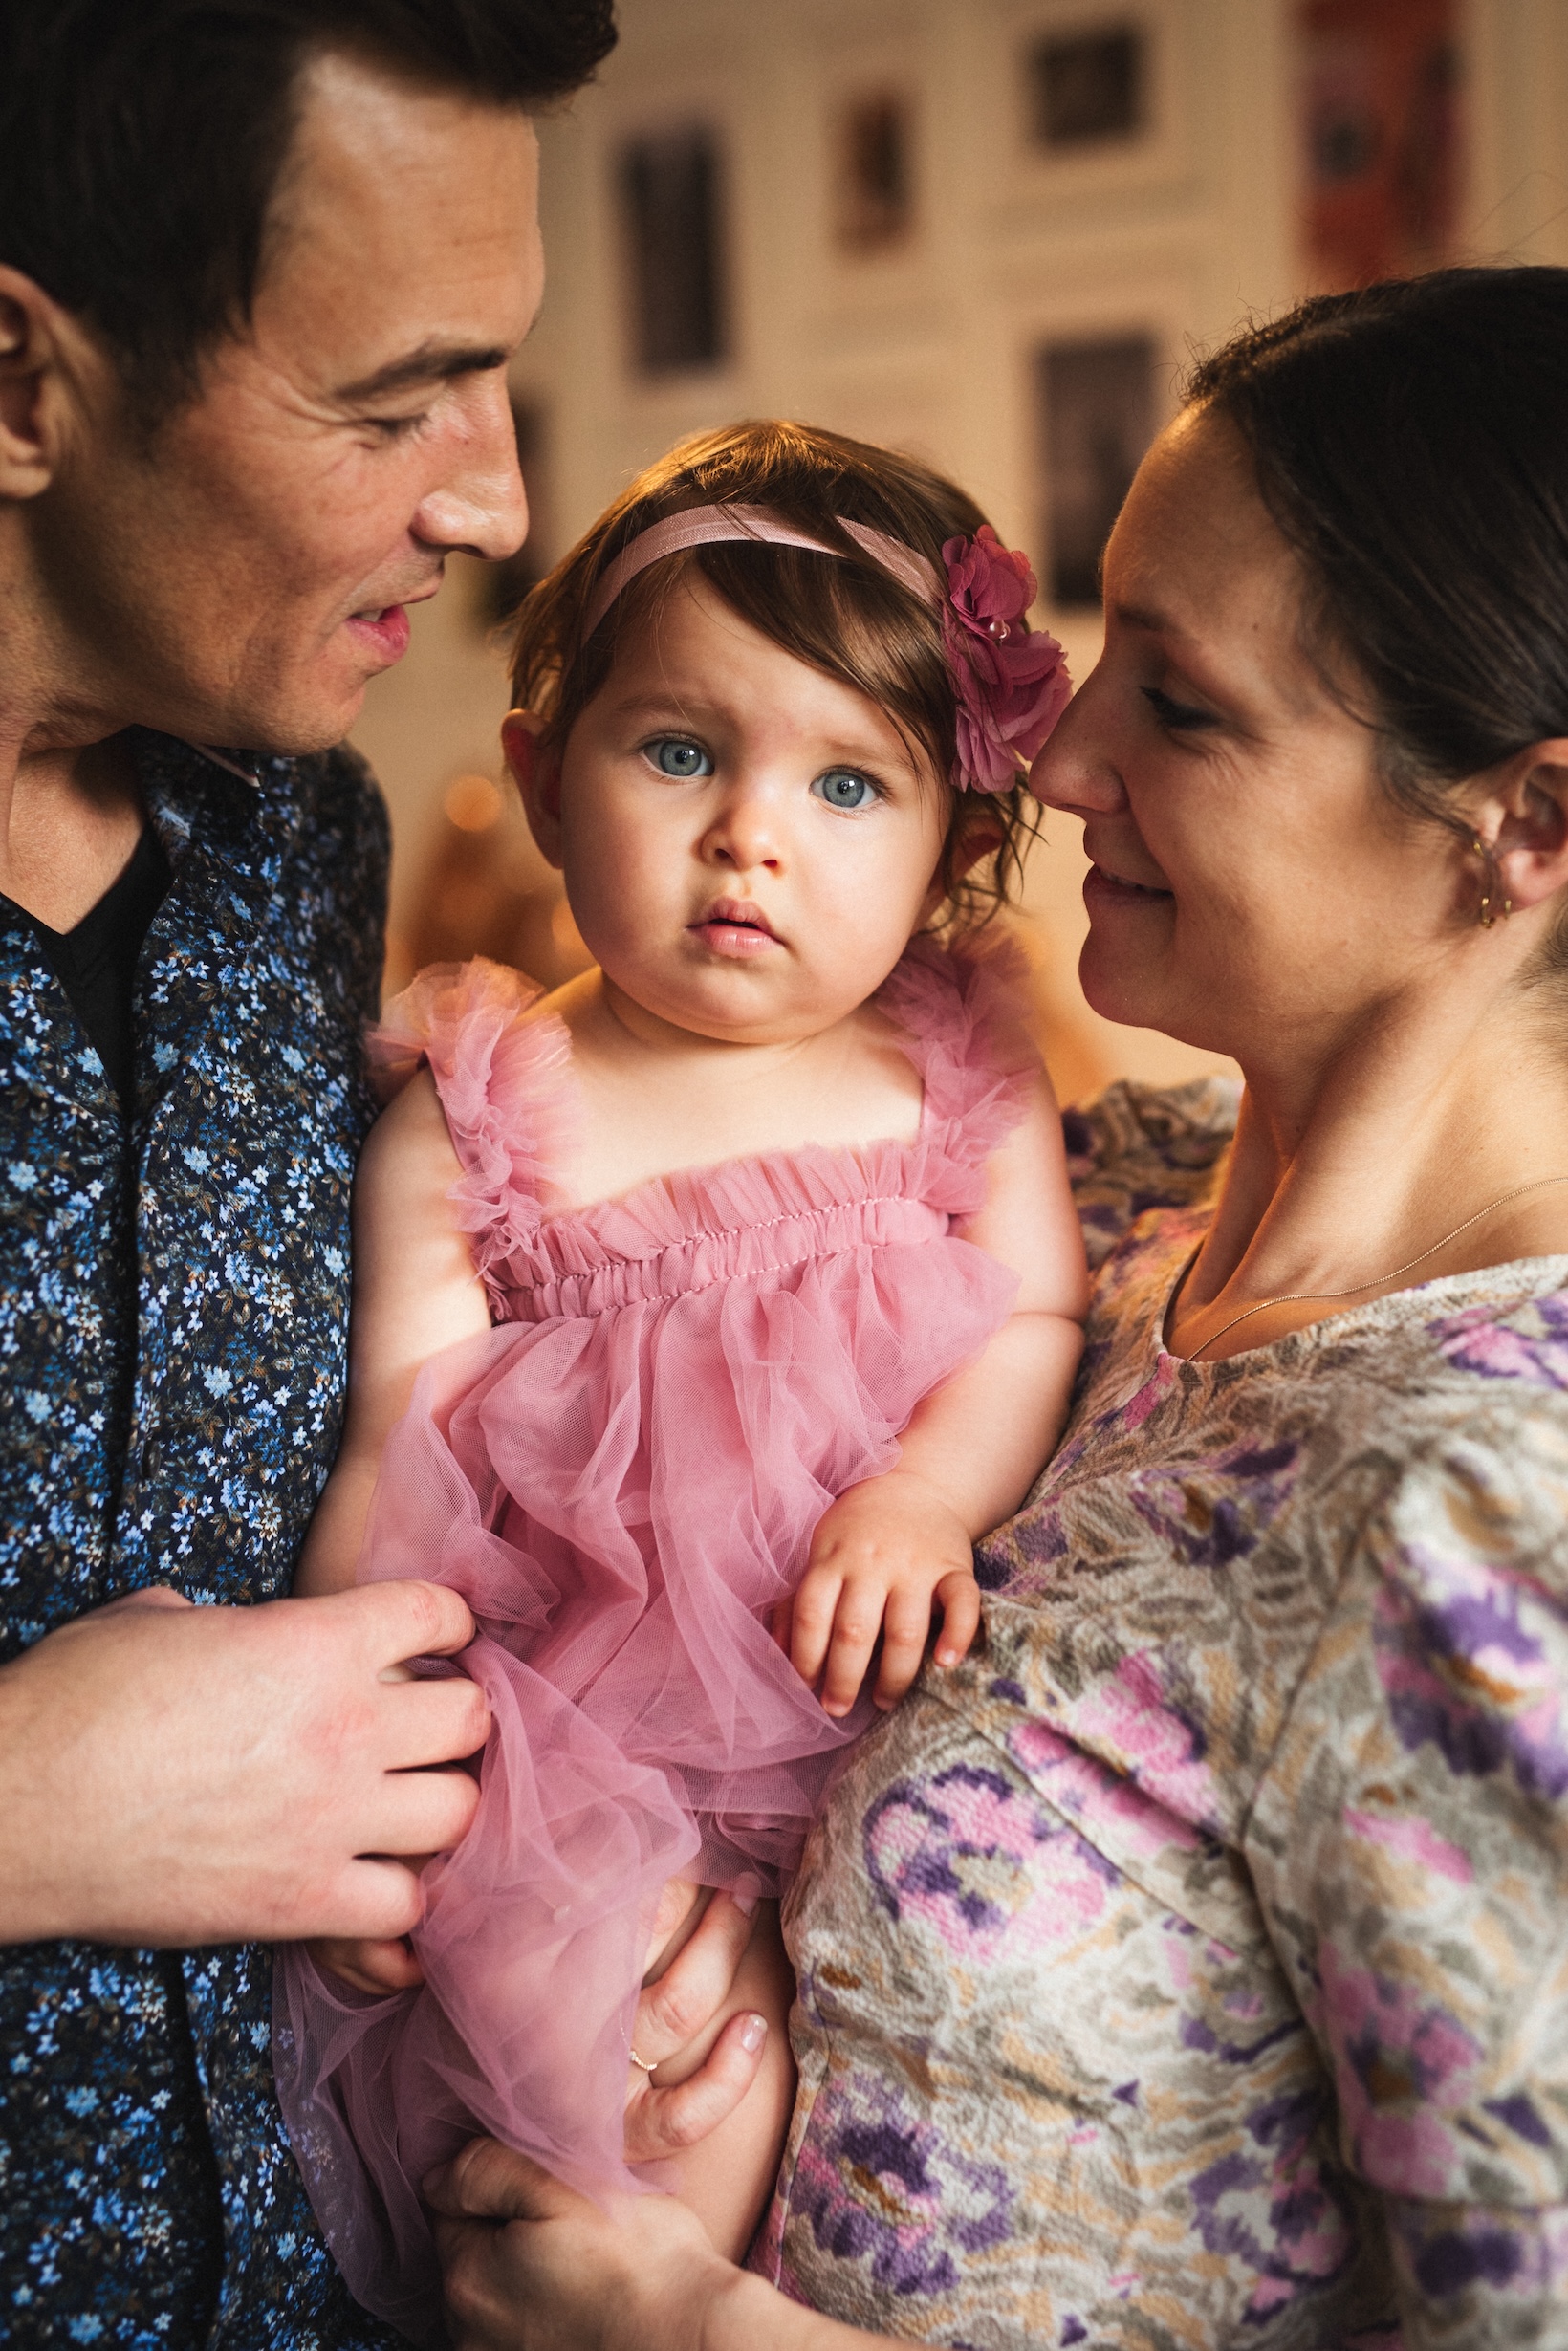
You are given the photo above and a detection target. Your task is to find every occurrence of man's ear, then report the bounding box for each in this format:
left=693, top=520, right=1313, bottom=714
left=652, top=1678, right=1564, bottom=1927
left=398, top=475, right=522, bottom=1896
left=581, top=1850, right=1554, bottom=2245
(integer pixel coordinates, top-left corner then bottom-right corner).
left=1475, top=743, right=1568, bottom=920
left=501, top=708, right=564, bottom=869
left=0, top=267, right=100, bottom=502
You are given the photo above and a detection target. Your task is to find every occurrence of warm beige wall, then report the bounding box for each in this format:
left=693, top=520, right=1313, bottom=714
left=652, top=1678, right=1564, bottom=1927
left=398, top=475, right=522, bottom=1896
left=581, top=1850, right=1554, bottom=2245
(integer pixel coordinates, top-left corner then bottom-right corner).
left=350, top=0, right=1568, bottom=1100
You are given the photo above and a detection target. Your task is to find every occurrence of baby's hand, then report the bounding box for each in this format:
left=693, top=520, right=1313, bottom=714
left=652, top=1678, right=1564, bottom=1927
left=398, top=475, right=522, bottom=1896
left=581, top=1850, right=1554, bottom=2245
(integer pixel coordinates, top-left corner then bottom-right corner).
left=306, top=1933, right=425, bottom=1996
left=772, top=1470, right=980, bottom=1718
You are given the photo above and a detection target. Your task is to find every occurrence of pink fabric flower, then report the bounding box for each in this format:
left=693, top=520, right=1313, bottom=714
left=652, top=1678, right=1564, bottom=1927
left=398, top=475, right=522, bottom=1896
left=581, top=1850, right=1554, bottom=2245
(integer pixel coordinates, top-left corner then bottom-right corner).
left=942, top=527, right=1072, bottom=793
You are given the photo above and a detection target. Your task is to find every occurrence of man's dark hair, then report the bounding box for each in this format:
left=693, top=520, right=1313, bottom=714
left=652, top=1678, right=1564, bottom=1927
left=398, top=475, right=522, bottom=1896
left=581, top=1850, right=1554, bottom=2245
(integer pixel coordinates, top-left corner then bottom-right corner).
left=1187, top=267, right=1568, bottom=818
left=0, top=0, right=616, bottom=415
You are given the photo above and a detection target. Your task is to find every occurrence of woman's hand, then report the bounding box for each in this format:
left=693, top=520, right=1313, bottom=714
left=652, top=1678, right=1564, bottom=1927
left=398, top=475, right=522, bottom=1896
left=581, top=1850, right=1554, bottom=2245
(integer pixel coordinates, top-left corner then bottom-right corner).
left=773, top=1469, right=981, bottom=1716
left=429, top=2141, right=741, bottom=2351
left=623, top=1890, right=769, bottom=2163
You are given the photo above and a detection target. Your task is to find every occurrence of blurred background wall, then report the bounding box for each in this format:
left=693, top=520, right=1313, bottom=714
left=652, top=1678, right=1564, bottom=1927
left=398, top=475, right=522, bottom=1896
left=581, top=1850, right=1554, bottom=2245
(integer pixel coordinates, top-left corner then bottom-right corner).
left=353, top=0, right=1568, bottom=1103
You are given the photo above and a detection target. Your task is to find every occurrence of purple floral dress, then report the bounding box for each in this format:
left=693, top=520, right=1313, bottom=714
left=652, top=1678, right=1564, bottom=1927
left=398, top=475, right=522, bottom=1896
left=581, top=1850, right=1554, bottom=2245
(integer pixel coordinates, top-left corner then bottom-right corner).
left=752, top=1078, right=1568, bottom=2348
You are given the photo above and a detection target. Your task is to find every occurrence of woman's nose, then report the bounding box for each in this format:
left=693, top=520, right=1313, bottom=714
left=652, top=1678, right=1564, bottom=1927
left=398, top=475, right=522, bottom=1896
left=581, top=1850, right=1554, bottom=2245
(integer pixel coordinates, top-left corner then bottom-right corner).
left=411, top=375, right=530, bottom=562
left=1030, top=668, right=1128, bottom=818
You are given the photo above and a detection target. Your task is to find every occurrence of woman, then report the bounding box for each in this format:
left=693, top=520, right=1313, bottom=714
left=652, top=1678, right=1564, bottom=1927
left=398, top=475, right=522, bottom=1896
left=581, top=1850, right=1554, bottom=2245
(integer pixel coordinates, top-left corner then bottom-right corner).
left=426, top=269, right=1568, bottom=2347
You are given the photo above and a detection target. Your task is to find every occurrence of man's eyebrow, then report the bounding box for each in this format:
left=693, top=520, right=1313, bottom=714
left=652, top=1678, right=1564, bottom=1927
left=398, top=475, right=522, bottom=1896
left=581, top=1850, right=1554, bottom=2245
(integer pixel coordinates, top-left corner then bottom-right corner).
left=333, top=341, right=512, bottom=402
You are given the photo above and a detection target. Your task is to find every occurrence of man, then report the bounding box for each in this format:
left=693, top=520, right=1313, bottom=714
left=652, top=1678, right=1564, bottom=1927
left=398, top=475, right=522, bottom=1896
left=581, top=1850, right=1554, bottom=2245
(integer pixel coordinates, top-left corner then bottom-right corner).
left=0, top=5, right=617, bottom=2338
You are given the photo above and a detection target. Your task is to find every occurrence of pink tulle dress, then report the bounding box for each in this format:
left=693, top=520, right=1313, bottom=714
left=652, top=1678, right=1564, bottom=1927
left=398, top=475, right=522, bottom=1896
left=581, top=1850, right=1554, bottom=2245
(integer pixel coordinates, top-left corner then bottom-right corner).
left=273, top=937, right=1032, bottom=2340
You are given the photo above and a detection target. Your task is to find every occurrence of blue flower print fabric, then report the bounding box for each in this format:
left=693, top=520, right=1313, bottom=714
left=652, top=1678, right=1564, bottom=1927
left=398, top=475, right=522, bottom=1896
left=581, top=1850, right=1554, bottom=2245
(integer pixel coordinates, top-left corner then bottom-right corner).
left=0, top=731, right=396, bottom=2347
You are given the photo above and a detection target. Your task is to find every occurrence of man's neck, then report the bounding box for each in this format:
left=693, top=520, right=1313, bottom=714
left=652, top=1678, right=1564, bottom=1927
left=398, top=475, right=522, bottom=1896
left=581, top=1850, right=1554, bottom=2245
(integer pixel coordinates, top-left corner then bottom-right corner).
left=0, top=732, right=145, bottom=929
left=0, top=514, right=149, bottom=925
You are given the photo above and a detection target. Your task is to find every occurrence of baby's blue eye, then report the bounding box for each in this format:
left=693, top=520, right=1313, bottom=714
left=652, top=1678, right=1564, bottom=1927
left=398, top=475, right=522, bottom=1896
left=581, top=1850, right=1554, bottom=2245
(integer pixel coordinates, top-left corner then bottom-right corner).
left=647, top=736, right=714, bottom=778
left=813, top=769, right=876, bottom=811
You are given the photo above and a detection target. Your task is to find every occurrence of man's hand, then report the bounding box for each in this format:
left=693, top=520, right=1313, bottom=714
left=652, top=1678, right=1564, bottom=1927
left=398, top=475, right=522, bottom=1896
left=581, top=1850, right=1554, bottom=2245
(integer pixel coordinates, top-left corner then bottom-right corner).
left=0, top=1580, right=488, bottom=1948
left=429, top=2140, right=741, bottom=2351
left=772, top=1470, right=981, bottom=1717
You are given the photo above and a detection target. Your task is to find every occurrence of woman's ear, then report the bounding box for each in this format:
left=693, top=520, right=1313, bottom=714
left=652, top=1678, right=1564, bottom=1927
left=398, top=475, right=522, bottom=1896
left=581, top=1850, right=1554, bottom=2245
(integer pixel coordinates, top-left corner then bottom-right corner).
left=1475, top=742, right=1568, bottom=920
left=502, top=708, right=564, bottom=870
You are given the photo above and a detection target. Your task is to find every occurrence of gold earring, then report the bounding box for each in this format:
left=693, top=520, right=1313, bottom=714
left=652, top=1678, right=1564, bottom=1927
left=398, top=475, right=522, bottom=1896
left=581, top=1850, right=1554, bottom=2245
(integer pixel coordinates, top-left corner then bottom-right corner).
left=1472, top=836, right=1513, bottom=928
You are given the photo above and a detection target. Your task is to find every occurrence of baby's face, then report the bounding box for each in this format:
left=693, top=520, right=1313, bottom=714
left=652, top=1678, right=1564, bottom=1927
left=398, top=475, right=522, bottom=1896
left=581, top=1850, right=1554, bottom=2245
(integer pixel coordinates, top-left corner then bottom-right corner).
left=531, top=577, right=949, bottom=1045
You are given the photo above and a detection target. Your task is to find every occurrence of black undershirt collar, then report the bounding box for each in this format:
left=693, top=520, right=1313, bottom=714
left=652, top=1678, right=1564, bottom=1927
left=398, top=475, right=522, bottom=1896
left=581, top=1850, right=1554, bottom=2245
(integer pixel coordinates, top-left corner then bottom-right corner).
left=9, top=823, right=172, bottom=1103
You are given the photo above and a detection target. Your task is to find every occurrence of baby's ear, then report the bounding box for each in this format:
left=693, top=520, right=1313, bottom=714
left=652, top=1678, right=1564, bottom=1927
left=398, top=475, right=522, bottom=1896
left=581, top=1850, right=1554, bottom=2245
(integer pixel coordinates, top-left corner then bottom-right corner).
left=947, top=816, right=1006, bottom=882
left=920, top=809, right=1005, bottom=922
left=502, top=708, right=564, bottom=868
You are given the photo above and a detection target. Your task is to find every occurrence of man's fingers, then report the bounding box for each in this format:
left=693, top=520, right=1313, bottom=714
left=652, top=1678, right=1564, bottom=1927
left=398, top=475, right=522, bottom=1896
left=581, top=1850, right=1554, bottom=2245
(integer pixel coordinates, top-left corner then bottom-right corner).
left=933, top=1573, right=981, bottom=1667
left=634, top=1889, right=754, bottom=2066
left=359, top=1767, right=482, bottom=1871
left=425, top=2135, right=579, bottom=2224
left=338, top=1578, right=478, bottom=1666
left=788, top=1570, right=844, bottom=1687
left=309, top=1933, right=425, bottom=1996
left=381, top=1674, right=490, bottom=1767
left=624, top=2011, right=767, bottom=2163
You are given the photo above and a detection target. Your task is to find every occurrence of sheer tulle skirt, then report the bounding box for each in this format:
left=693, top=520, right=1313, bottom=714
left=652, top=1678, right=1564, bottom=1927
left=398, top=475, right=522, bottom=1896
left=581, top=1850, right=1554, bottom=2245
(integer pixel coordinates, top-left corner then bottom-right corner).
left=274, top=1238, right=1015, bottom=2338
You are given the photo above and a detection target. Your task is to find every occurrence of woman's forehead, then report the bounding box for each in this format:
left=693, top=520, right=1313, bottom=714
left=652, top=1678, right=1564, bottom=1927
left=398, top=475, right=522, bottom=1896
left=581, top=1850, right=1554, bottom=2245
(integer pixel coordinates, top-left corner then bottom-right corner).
left=1106, top=411, right=1312, bottom=672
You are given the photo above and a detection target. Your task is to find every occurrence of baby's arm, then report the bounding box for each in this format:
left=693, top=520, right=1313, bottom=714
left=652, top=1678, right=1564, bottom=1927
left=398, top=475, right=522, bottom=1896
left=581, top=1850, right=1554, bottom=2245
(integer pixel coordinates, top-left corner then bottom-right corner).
left=295, top=1069, right=491, bottom=1600
left=779, top=1068, right=1088, bottom=1716
left=294, top=1071, right=491, bottom=1993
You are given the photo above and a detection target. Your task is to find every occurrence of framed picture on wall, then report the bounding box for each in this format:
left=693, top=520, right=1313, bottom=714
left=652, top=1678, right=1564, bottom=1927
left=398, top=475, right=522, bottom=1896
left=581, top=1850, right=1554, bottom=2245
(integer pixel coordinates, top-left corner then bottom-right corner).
left=618, top=124, right=729, bottom=376
left=833, top=91, right=917, bottom=253
left=1036, top=334, right=1158, bottom=607
left=1027, top=22, right=1146, bottom=151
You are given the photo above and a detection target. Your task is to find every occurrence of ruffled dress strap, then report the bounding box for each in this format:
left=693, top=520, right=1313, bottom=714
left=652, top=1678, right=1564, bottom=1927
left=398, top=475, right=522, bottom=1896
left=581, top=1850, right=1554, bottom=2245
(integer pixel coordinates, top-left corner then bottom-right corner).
left=371, top=957, right=581, bottom=1303
left=874, top=933, right=1039, bottom=1213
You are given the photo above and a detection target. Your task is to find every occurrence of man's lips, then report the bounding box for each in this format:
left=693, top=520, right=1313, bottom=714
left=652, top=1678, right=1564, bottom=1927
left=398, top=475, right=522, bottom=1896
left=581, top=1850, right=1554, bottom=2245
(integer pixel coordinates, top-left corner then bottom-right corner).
left=344, top=604, right=412, bottom=663
left=343, top=579, right=443, bottom=664
left=687, top=900, right=781, bottom=957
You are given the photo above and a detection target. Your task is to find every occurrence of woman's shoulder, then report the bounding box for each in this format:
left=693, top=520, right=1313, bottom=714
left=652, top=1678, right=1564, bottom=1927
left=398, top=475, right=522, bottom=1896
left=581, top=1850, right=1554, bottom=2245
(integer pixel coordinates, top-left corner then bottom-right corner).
left=1065, top=1076, right=1239, bottom=1268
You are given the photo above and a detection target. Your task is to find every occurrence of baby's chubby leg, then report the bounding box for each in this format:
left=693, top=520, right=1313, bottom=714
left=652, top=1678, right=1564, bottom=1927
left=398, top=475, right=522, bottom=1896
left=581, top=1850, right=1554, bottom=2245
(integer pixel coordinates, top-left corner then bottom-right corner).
left=629, top=1882, right=796, bottom=2260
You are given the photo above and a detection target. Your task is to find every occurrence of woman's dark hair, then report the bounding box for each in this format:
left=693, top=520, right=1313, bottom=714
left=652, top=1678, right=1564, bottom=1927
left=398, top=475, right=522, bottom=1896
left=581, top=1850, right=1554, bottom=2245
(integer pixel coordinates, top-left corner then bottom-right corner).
left=1186, top=267, right=1568, bottom=827
left=0, top=0, right=616, bottom=418
left=511, top=418, right=1041, bottom=938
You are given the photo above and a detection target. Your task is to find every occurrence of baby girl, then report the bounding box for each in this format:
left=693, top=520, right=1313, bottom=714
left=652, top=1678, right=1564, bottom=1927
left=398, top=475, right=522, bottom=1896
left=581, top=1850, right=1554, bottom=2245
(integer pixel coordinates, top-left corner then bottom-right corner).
left=276, top=419, right=1088, bottom=2339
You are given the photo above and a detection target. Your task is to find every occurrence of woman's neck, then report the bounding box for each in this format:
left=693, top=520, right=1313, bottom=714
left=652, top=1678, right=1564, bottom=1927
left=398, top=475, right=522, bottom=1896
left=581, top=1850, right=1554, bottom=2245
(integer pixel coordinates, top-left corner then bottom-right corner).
left=1167, top=969, right=1568, bottom=1361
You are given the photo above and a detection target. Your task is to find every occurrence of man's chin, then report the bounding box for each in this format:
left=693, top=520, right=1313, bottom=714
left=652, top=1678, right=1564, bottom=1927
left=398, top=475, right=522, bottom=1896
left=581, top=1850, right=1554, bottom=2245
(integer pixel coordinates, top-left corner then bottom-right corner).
left=197, top=684, right=369, bottom=760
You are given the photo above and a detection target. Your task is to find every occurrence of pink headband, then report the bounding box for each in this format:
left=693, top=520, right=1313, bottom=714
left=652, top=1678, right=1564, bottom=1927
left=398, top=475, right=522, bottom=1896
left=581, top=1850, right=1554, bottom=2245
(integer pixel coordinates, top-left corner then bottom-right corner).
left=582, top=502, right=941, bottom=635
left=581, top=500, right=1072, bottom=795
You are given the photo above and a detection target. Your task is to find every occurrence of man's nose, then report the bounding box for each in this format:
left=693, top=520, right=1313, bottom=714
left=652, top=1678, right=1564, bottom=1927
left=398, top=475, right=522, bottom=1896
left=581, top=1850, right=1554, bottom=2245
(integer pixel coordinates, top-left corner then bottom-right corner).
left=411, top=376, right=530, bottom=562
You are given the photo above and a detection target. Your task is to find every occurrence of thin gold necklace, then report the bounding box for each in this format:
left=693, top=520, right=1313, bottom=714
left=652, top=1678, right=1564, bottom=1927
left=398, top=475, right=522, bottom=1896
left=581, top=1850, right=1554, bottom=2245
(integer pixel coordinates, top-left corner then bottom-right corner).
left=1186, top=1172, right=1568, bottom=1361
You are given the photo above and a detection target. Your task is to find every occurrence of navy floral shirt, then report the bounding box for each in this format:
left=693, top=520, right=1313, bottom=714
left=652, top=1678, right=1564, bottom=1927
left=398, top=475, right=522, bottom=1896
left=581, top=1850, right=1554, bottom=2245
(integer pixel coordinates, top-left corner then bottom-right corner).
left=0, top=732, right=397, bottom=2347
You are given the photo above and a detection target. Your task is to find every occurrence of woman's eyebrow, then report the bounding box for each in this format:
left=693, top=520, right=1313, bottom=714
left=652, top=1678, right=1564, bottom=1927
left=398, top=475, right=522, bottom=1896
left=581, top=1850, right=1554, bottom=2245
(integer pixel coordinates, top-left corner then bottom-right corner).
left=1110, top=599, right=1195, bottom=640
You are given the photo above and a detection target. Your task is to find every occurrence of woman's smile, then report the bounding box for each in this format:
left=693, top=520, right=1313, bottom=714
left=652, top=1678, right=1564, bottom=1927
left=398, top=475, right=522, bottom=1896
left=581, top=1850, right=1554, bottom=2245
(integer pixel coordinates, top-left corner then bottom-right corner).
left=1082, top=860, right=1173, bottom=907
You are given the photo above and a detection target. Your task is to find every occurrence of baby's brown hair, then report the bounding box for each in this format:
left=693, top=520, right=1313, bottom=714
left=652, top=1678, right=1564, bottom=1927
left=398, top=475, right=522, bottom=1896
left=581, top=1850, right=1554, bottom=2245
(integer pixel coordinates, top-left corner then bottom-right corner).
left=508, top=419, right=1044, bottom=935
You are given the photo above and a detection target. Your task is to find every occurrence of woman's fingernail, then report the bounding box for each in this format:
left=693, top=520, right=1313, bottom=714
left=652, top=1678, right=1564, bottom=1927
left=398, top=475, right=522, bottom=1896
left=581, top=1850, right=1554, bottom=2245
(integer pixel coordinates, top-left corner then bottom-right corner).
left=739, top=2014, right=768, bottom=2052
left=732, top=1889, right=759, bottom=1917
